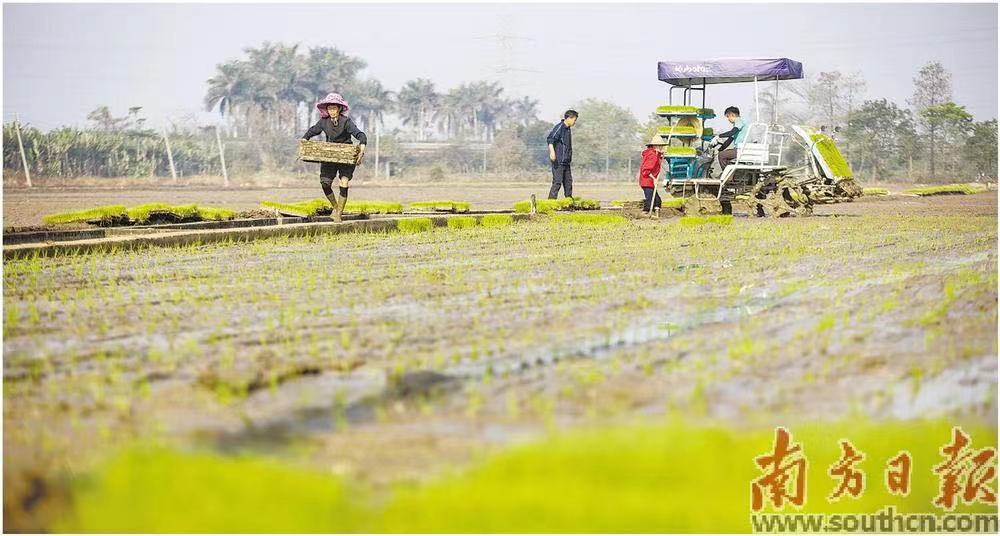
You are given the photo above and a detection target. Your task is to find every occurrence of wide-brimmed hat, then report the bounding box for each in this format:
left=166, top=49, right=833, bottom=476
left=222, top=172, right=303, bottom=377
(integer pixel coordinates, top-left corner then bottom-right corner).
left=317, top=93, right=350, bottom=118
left=647, top=134, right=668, bottom=146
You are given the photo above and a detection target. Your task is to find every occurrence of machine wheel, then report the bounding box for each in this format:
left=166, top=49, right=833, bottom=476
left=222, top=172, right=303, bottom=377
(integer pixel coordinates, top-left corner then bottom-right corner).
left=747, top=175, right=813, bottom=217
left=720, top=200, right=733, bottom=215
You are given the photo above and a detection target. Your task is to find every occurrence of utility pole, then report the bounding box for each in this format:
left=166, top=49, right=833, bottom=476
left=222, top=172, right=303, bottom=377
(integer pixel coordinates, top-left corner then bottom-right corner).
left=374, top=120, right=381, bottom=179
left=162, top=127, right=177, bottom=181
left=482, top=127, right=488, bottom=177
left=13, top=113, right=32, bottom=188
left=605, top=129, right=610, bottom=176
left=215, top=125, right=229, bottom=187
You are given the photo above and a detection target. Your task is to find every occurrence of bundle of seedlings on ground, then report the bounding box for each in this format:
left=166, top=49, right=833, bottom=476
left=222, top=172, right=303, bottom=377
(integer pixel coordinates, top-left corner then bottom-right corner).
left=863, top=187, right=890, bottom=196
left=346, top=200, right=404, bottom=214
left=550, top=213, right=628, bottom=225
left=513, top=197, right=600, bottom=214
left=127, top=204, right=200, bottom=224
left=260, top=199, right=332, bottom=217
left=41, top=205, right=129, bottom=226
left=679, top=215, right=733, bottom=227
left=904, top=183, right=988, bottom=196
left=42, top=204, right=237, bottom=226
left=297, top=140, right=360, bottom=164
left=480, top=214, right=514, bottom=227
left=397, top=217, right=434, bottom=233
left=408, top=200, right=471, bottom=213
left=447, top=216, right=478, bottom=229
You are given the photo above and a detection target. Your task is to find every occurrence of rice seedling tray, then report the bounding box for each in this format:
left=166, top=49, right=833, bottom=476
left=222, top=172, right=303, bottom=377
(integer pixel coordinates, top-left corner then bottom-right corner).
left=298, top=140, right=361, bottom=164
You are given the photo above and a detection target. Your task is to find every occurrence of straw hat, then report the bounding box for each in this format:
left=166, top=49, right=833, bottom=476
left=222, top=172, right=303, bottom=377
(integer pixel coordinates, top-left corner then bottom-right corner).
left=647, top=134, right=668, bottom=146
left=316, top=93, right=351, bottom=118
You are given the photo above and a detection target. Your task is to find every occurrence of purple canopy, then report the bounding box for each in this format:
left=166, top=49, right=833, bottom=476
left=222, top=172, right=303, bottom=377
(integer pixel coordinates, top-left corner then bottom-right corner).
left=658, top=58, right=804, bottom=86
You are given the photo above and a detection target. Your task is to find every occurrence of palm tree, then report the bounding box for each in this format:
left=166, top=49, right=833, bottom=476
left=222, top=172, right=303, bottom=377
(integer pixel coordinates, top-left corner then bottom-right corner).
left=242, top=42, right=313, bottom=133
left=511, top=96, right=540, bottom=127
left=302, top=47, right=367, bottom=124
left=398, top=78, right=439, bottom=141
left=470, top=81, right=505, bottom=141
left=352, top=78, right=394, bottom=133
left=205, top=60, right=254, bottom=137
left=436, top=84, right=475, bottom=138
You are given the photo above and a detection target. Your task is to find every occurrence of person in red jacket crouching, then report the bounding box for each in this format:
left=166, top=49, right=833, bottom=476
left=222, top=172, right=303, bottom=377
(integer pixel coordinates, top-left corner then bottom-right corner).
left=639, top=134, right=668, bottom=216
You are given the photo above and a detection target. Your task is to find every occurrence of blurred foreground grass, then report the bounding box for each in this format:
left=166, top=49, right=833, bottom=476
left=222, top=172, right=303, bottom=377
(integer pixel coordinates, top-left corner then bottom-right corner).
left=59, top=418, right=997, bottom=532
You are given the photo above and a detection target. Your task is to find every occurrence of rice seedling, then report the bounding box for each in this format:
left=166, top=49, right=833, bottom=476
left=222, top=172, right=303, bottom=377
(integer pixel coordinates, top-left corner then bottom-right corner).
left=513, top=197, right=600, bottom=214
left=408, top=200, right=471, bottom=213
left=65, top=419, right=995, bottom=532
left=447, top=216, right=478, bottom=230
left=862, top=187, right=890, bottom=196
left=656, top=125, right=698, bottom=137
left=550, top=213, right=628, bottom=225
left=260, top=199, right=332, bottom=217
left=480, top=214, right=514, bottom=227
left=663, top=146, right=697, bottom=157
left=397, top=218, right=434, bottom=233
left=809, top=133, right=853, bottom=178
left=346, top=200, right=404, bottom=214
left=678, top=215, right=733, bottom=227
left=42, top=205, right=129, bottom=225
left=126, top=203, right=200, bottom=224
left=197, top=206, right=238, bottom=221
left=654, top=105, right=699, bottom=115
left=904, top=183, right=988, bottom=196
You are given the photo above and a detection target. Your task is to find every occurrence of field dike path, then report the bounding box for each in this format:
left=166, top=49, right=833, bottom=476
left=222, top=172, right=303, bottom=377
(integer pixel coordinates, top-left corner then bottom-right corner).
left=2, top=213, right=532, bottom=260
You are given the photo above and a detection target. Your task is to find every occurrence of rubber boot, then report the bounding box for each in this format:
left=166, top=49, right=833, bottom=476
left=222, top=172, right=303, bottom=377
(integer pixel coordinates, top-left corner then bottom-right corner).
left=326, top=193, right=342, bottom=222
left=335, top=194, right=347, bottom=223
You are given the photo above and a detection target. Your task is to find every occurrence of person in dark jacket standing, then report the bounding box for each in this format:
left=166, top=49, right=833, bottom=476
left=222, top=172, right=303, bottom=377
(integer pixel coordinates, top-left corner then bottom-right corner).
left=302, top=93, right=367, bottom=222
left=546, top=110, right=578, bottom=199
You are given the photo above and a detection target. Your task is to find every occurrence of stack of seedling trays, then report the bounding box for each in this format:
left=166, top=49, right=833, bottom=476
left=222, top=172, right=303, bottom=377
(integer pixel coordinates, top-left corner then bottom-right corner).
left=655, top=105, right=702, bottom=181
left=298, top=140, right=360, bottom=164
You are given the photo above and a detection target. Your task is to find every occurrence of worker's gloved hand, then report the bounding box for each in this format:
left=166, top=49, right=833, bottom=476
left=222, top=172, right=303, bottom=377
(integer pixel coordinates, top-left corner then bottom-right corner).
left=356, top=144, right=366, bottom=165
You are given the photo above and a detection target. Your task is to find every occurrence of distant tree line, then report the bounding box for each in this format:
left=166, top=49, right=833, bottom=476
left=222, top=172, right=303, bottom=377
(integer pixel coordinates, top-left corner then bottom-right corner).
left=4, top=45, right=996, bottom=182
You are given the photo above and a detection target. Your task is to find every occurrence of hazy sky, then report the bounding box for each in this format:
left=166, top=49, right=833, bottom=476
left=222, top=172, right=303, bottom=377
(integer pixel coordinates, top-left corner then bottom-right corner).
left=3, top=2, right=997, bottom=133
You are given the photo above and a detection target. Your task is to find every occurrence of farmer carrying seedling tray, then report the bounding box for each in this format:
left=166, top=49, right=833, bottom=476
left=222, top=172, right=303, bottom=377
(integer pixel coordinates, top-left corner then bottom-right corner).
left=300, top=93, right=367, bottom=222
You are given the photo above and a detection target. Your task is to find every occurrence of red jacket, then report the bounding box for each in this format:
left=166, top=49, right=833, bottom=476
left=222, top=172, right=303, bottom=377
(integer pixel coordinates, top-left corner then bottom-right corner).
left=638, top=147, right=661, bottom=188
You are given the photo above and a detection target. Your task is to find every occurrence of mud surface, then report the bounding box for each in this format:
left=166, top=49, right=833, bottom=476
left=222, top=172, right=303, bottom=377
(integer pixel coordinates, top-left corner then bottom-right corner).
left=2, top=190, right=997, bottom=530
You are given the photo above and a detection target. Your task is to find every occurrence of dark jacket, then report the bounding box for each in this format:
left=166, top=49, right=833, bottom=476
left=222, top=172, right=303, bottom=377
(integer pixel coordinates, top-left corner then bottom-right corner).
left=546, top=121, right=573, bottom=165
left=302, top=116, right=367, bottom=145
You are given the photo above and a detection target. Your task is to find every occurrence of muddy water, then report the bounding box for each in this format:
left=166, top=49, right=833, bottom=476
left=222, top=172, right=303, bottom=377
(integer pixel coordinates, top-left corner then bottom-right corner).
left=3, top=199, right=997, bottom=530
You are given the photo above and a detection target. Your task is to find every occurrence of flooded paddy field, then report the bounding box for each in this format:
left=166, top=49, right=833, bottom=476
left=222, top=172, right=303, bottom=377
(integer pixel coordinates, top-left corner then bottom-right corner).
left=3, top=192, right=997, bottom=531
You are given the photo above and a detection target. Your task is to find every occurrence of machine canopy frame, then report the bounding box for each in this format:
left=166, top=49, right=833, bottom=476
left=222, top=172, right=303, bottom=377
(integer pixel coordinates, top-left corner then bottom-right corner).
left=657, top=58, right=804, bottom=86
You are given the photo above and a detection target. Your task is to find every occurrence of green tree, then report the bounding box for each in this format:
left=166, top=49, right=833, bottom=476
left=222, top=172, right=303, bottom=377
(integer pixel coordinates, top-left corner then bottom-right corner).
left=568, top=99, right=640, bottom=175
left=920, top=102, right=972, bottom=178
left=398, top=79, right=439, bottom=141
left=492, top=127, right=529, bottom=173
left=909, top=61, right=953, bottom=179
left=964, top=119, right=997, bottom=181
left=847, top=99, right=912, bottom=181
